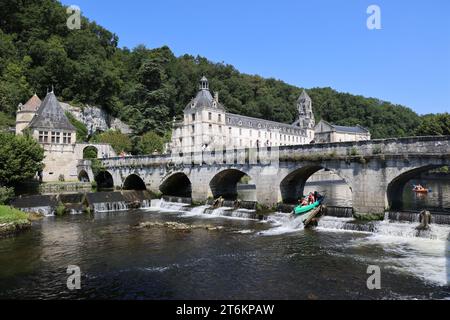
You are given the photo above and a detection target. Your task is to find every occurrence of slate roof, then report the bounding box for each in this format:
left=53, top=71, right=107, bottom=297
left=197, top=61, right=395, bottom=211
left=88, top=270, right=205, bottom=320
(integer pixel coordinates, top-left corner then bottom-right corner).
left=332, top=124, right=369, bottom=134
left=318, top=120, right=369, bottom=134
left=27, top=92, right=76, bottom=131
left=185, top=77, right=225, bottom=111
left=20, top=94, right=42, bottom=112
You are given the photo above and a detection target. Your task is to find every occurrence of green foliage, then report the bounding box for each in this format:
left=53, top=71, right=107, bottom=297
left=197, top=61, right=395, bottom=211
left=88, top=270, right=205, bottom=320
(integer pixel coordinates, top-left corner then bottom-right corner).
left=91, top=159, right=105, bottom=178
left=55, top=202, right=67, bottom=216
left=415, top=113, right=450, bottom=136
left=0, top=187, right=15, bottom=205
left=83, top=146, right=98, bottom=159
left=0, top=133, right=44, bottom=186
left=137, top=131, right=165, bottom=154
left=0, top=112, right=15, bottom=129
left=0, top=205, right=29, bottom=224
left=93, top=130, right=132, bottom=153
left=66, top=112, right=88, bottom=142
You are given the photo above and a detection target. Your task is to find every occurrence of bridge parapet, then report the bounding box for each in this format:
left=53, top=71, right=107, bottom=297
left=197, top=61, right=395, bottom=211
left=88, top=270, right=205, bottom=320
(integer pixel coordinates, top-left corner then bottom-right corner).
left=100, top=136, right=450, bottom=169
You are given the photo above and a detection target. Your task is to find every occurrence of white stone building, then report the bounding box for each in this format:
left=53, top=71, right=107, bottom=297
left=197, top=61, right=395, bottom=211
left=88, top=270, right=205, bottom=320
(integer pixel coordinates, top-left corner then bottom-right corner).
left=15, top=92, right=115, bottom=182
left=314, top=120, right=371, bottom=143
left=170, top=77, right=315, bottom=153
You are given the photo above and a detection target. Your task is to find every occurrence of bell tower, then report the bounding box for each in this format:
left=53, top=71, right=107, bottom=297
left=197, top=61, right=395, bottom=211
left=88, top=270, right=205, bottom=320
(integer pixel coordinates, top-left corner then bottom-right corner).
left=297, top=90, right=315, bottom=142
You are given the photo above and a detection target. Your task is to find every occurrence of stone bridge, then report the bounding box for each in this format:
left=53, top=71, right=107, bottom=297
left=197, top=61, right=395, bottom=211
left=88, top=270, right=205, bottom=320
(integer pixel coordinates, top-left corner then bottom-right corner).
left=77, top=136, right=450, bottom=215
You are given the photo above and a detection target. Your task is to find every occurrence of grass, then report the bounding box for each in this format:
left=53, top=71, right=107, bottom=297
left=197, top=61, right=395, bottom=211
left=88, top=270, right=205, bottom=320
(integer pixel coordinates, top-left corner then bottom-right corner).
left=0, top=206, right=29, bottom=224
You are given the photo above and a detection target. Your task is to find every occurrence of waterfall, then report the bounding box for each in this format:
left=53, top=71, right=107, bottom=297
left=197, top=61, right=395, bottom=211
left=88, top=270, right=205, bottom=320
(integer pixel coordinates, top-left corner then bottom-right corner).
left=317, top=216, right=450, bottom=241
left=93, top=201, right=129, bottom=213
left=158, top=199, right=190, bottom=212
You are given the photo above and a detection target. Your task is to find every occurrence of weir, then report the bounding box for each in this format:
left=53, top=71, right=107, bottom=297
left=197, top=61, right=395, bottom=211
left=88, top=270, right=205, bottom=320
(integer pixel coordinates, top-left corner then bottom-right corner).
left=11, top=190, right=153, bottom=215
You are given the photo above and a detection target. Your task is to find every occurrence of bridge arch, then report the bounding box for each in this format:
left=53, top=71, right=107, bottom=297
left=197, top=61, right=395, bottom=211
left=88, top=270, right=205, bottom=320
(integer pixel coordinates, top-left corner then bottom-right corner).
left=387, top=164, right=448, bottom=210
left=280, top=165, right=352, bottom=204
left=160, top=172, right=192, bottom=198
left=83, top=146, right=99, bottom=159
left=78, top=170, right=90, bottom=183
left=95, top=171, right=114, bottom=190
left=123, top=174, right=146, bottom=190
left=209, top=169, right=252, bottom=200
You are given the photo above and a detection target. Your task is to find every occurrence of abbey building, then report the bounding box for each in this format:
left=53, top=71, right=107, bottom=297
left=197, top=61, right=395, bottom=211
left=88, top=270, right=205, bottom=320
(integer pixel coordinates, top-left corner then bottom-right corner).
left=170, top=77, right=316, bottom=153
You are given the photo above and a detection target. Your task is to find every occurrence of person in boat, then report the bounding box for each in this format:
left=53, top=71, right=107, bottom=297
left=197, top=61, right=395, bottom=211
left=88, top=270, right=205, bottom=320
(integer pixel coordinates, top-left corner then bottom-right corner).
left=314, top=191, right=322, bottom=202
left=308, top=193, right=315, bottom=205
left=299, top=197, right=308, bottom=207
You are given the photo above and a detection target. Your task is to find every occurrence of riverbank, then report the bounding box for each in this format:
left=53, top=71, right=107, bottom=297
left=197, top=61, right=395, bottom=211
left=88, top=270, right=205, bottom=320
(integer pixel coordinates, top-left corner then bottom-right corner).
left=0, top=206, right=32, bottom=237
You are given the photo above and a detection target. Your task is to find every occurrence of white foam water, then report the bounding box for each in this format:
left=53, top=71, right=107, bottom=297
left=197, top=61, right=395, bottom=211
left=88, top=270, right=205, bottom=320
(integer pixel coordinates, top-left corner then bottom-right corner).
left=259, top=212, right=305, bottom=236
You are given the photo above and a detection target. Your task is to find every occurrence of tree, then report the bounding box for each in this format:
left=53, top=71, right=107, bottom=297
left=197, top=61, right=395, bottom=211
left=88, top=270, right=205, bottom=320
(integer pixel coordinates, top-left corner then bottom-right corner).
left=66, top=112, right=88, bottom=142
left=415, top=113, right=450, bottom=136
left=93, top=130, right=132, bottom=154
left=0, top=133, right=44, bottom=186
left=137, top=131, right=165, bottom=154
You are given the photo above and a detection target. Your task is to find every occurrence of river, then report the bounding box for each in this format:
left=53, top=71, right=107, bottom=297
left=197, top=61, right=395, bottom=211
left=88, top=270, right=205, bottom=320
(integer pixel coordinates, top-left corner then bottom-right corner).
left=0, top=202, right=449, bottom=300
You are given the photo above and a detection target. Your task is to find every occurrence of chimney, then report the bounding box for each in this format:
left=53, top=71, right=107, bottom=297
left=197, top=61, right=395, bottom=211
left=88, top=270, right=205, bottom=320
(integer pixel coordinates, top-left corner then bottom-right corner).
left=214, top=92, right=219, bottom=103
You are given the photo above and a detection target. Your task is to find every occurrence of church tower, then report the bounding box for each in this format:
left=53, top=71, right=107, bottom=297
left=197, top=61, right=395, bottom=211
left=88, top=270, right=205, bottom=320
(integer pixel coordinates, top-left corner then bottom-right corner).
left=297, top=90, right=315, bottom=141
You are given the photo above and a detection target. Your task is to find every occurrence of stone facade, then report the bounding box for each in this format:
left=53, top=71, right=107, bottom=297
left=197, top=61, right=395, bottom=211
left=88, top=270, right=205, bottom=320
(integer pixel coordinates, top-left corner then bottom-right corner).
left=170, top=77, right=315, bottom=154
left=315, top=120, right=371, bottom=143
left=15, top=92, right=116, bottom=182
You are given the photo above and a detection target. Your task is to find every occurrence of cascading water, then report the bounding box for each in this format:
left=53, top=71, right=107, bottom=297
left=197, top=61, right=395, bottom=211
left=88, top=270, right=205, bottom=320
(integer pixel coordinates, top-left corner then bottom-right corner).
left=259, top=212, right=305, bottom=236
left=313, top=215, right=450, bottom=241
left=150, top=200, right=258, bottom=220
left=93, top=201, right=129, bottom=213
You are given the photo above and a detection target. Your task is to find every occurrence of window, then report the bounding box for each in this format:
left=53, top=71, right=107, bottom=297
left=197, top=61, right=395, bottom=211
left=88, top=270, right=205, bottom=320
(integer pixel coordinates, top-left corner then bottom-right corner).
left=219, top=125, right=222, bottom=133
left=218, top=114, right=222, bottom=123
left=208, top=112, right=212, bottom=121
left=63, top=132, right=72, bottom=144
left=209, top=124, right=212, bottom=132
left=51, top=132, right=60, bottom=144
left=192, top=125, right=195, bottom=133
left=192, top=137, right=195, bottom=145
left=239, top=128, right=242, bottom=135
left=192, top=114, right=196, bottom=121
left=38, top=131, right=48, bottom=143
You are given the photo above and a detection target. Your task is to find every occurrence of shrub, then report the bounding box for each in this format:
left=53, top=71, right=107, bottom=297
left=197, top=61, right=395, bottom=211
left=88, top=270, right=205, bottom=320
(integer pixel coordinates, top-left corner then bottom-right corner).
left=0, top=186, right=15, bottom=205
left=55, top=202, right=67, bottom=216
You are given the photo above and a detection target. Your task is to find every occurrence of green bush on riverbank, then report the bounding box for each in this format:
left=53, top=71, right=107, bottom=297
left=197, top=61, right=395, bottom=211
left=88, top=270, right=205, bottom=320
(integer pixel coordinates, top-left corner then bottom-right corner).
left=0, top=206, right=29, bottom=224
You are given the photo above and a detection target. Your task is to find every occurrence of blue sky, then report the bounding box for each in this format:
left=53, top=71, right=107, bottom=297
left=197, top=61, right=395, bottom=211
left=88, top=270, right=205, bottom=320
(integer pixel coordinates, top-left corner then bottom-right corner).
left=60, top=0, right=450, bottom=115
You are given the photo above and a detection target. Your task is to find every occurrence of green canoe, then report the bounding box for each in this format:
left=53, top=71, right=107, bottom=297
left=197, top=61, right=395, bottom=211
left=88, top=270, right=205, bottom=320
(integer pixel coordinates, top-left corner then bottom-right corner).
left=294, top=199, right=323, bottom=216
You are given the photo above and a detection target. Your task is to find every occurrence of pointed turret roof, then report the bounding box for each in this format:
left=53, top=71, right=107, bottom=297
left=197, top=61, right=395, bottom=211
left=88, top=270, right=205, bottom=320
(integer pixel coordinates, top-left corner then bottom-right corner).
left=298, top=89, right=311, bottom=101
left=21, top=94, right=42, bottom=112
left=28, top=92, right=76, bottom=131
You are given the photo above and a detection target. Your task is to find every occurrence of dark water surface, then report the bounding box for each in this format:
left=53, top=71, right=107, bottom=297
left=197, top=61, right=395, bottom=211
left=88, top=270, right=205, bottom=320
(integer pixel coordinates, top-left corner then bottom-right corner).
left=0, top=208, right=449, bottom=300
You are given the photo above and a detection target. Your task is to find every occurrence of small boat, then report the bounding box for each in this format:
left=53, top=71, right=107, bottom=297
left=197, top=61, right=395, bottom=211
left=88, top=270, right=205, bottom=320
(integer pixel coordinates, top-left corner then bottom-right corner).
left=412, top=185, right=431, bottom=194
left=293, top=197, right=324, bottom=227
